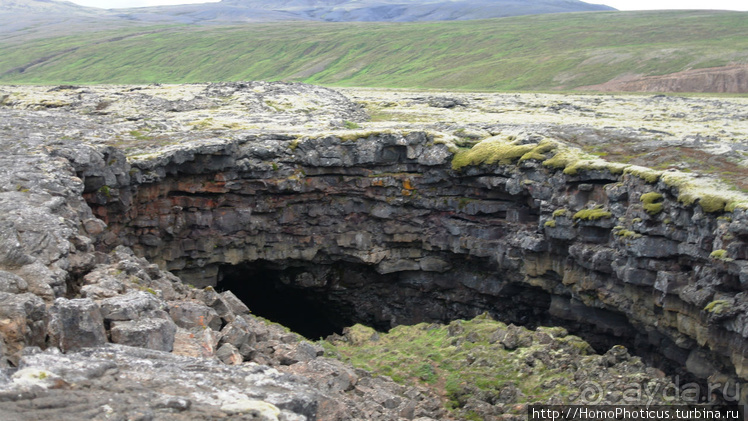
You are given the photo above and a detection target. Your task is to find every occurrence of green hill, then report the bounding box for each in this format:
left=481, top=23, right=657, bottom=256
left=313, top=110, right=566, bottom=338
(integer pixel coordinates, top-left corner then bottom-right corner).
left=1, top=10, right=747, bottom=91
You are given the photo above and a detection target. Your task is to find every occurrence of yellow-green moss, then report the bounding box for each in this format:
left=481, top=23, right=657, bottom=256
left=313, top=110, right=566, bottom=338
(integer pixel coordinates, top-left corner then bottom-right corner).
left=553, top=209, right=571, bottom=218
left=451, top=136, right=536, bottom=170
left=544, top=220, right=557, bottom=228
left=573, top=208, right=612, bottom=221
left=542, top=149, right=582, bottom=171
left=709, top=249, right=733, bottom=261
left=640, top=192, right=664, bottom=215
left=725, top=201, right=748, bottom=213
left=624, top=167, right=661, bottom=184
left=518, top=140, right=558, bottom=163
left=704, top=299, right=731, bottom=315
left=615, top=229, right=642, bottom=239
left=697, top=194, right=729, bottom=214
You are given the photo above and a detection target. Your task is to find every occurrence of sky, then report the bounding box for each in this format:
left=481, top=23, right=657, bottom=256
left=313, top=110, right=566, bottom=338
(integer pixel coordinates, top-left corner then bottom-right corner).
left=67, top=0, right=748, bottom=11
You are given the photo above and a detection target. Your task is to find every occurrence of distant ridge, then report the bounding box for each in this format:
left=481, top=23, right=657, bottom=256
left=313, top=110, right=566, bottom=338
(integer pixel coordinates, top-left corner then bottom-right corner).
left=0, top=0, right=616, bottom=31
left=1, top=6, right=746, bottom=93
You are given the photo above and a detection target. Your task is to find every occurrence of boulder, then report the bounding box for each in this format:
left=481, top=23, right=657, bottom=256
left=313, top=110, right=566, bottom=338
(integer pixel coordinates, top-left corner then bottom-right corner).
left=47, top=297, right=107, bottom=352
left=168, top=300, right=222, bottom=331
left=110, top=317, right=177, bottom=352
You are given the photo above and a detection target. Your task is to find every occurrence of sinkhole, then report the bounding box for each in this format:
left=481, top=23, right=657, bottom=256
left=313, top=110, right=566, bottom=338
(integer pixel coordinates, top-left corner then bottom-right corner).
left=214, top=258, right=692, bottom=383
left=215, top=259, right=627, bottom=348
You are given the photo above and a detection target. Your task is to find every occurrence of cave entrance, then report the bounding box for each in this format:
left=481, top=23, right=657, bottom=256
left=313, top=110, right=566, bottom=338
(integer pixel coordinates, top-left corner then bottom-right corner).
left=217, top=261, right=352, bottom=339
left=215, top=259, right=561, bottom=341
left=216, top=259, right=666, bottom=374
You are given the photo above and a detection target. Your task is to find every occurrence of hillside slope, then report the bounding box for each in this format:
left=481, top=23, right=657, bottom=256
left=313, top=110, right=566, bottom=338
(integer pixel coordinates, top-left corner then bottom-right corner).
left=0, top=0, right=615, bottom=33
left=118, top=0, right=615, bottom=23
left=0, top=10, right=746, bottom=92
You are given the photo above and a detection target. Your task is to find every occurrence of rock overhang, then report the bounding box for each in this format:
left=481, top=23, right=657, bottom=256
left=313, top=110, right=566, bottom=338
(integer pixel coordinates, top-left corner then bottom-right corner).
left=2, top=82, right=748, bottom=413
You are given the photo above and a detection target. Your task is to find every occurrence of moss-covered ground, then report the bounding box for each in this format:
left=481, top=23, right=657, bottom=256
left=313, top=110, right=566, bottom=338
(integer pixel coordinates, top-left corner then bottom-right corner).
left=324, top=315, right=680, bottom=419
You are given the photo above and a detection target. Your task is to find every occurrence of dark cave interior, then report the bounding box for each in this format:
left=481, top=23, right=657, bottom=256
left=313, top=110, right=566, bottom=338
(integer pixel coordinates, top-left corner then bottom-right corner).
left=217, top=261, right=349, bottom=339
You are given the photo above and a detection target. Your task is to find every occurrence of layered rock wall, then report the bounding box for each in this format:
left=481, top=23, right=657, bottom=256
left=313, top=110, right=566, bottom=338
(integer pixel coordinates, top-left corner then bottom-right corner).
left=84, top=130, right=748, bottom=398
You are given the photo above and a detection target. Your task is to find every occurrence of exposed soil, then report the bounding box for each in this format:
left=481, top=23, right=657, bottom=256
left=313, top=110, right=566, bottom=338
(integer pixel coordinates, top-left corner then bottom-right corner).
left=579, top=64, right=748, bottom=93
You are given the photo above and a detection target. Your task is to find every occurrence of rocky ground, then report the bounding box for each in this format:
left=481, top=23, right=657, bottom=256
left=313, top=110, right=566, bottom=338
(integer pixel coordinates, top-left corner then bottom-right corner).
left=0, top=82, right=746, bottom=420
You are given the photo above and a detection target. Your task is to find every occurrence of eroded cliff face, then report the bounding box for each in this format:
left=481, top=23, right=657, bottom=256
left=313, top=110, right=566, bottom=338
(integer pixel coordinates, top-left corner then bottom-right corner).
left=82, top=128, right=748, bottom=399
left=2, top=82, right=748, bottom=417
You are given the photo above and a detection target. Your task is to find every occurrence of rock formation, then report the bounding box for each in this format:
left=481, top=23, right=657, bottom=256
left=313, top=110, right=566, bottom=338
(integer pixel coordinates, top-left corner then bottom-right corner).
left=1, top=81, right=747, bottom=418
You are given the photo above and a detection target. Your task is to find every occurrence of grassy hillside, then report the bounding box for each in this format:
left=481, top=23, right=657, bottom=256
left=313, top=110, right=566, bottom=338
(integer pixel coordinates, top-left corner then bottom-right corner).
left=1, top=10, right=747, bottom=90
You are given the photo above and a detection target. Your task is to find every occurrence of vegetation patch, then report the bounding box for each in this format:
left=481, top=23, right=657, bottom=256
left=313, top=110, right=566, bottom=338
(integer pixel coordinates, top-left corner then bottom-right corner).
left=451, top=136, right=536, bottom=170
left=614, top=228, right=642, bottom=239
left=573, top=207, right=612, bottom=221
left=709, top=249, right=733, bottom=262
left=704, top=299, right=732, bottom=315
left=325, top=314, right=679, bottom=419
left=624, top=166, right=661, bottom=184
left=640, top=192, right=664, bottom=215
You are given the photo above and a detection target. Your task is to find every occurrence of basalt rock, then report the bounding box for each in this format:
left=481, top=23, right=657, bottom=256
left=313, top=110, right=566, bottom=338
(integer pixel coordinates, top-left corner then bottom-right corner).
left=0, top=82, right=748, bottom=416
left=86, top=128, right=748, bottom=400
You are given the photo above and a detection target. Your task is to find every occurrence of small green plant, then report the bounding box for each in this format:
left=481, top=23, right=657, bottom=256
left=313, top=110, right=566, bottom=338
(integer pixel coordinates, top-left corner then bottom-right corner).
left=343, top=120, right=361, bottom=129
left=98, top=185, right=112, bottom=198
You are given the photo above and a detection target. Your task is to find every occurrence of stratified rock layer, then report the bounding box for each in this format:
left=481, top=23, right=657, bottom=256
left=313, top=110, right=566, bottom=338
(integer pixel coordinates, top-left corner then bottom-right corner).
left=1, top=82, right=747, bottom=417
left=83, top=126, right=748, bottom=400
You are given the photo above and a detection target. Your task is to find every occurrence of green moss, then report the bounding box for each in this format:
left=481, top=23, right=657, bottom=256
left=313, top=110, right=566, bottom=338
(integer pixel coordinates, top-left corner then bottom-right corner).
left=709, top=249, right=733, bottom=261
left=640, top=192, right=664, bottom=215
left=704, top=299, right=731, bottom=314
left=451, top=136, right=536, bottom=170
left=615, top=229, right=642, bottom=239
left=624, top=167, right=661, bottom=184
left=573, top=208, right=612, bottom=221
left=325, top=315, right=602, bottom=417
left=725, top=201, right=748, bottom=212
left=544, top=220, right=557, bottom=228
left=697, top=194, right=729, bottom=213
left=542, top=149, right=581, bottom=171
left=563, top=160, right=627, bottom=176
left=552, top=208, right=571, bottom=218
left=518, top=140, right=558, bottom=163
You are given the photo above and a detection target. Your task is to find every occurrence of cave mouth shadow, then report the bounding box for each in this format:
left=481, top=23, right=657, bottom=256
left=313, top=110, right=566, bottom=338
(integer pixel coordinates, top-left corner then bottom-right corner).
left=217, top=261, right=349, bottom=339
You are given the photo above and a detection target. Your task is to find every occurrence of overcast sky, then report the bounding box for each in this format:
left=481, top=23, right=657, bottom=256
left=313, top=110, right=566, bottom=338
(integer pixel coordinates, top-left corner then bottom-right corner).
left=67, top=0, right=748, bottom=11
